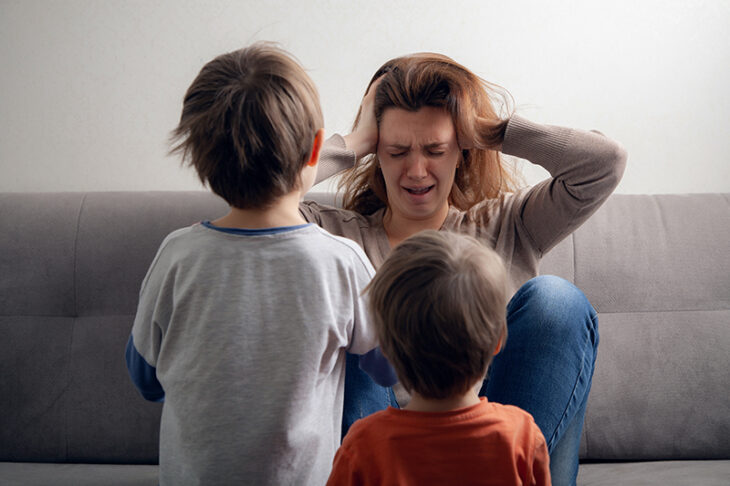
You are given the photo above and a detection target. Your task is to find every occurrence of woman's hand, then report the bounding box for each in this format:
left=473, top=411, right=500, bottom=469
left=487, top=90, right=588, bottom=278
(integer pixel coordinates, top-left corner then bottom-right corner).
left=343, top=78, right=381, bottom=160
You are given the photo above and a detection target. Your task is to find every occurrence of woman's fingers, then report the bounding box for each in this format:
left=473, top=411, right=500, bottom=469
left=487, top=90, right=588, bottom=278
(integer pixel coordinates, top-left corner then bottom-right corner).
left=344, top=77, right=383, bottom=159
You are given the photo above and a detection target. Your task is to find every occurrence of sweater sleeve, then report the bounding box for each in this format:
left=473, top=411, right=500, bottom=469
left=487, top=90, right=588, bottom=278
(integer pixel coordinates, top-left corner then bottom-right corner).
left=499, top=115, right=628, bottom=255
left=314, top=134, right=357, bottom=185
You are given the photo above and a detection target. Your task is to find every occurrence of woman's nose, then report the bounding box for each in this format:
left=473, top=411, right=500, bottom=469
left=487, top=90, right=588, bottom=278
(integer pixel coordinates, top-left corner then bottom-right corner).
left=405, top=155, right=428, bottom=179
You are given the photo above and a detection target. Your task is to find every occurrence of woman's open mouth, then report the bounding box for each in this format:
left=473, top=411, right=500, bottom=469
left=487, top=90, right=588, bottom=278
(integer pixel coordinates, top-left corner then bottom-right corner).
left=404, top=185, right=434, bottom=196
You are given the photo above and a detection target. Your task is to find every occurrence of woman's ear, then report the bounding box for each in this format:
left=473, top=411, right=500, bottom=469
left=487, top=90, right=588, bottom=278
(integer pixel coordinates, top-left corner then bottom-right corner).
left=307, top=129, right=325, bottom=167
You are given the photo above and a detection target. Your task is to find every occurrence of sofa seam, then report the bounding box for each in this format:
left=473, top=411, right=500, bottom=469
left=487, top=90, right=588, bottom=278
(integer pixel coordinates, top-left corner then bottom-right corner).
left=595, top=308, right=730, bottom=315
left=67, top=193, right=87, bottom=461
left=72, top=194, right=86, bottom=318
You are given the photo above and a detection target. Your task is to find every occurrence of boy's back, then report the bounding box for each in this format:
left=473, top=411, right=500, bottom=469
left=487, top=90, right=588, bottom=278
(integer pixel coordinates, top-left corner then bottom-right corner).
left=328, top=398, right=549, bottom=486
left=327, top=230, right=551, bottom=485
left=130, top=222, right=377, bottom=484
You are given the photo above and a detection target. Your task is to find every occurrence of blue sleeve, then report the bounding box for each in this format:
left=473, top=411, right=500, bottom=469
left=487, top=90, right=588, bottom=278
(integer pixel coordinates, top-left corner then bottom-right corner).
left=358, top=347, right=398, bottom=387
left=125, top=335, right=165, bottom=402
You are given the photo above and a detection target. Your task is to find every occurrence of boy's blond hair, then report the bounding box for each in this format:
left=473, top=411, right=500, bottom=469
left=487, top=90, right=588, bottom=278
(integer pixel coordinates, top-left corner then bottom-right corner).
left=170, top=42, right=324, bottom=209
left=367, top=230, right=508, bottom=399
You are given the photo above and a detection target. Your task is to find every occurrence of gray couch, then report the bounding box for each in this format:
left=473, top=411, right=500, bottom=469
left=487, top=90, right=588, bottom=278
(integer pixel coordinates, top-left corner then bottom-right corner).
left=1, top=191, right=728, bottom=485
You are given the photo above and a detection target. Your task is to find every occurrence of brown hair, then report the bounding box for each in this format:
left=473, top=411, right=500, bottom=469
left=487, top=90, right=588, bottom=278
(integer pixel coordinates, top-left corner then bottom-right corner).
left=340, top=53, right=520, bottom=215
left=367, top=230, right=508, bottom=399
left=170, top=42, right=324, bottom=209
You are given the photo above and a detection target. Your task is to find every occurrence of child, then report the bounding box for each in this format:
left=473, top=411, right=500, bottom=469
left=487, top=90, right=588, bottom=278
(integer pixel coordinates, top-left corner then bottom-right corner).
left=327, top=230, right=551, bottom=486
left=125, top=43, right=391, bottom=485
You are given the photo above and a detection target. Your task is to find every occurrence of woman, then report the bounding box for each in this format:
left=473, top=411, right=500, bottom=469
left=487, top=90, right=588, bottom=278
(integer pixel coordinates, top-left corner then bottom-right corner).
left=300, top=53, right=627, bottom=485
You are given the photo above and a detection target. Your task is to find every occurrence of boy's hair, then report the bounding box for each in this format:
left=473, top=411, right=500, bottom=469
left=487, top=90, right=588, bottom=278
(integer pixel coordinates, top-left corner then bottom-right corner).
left=367, top=230, right=508, bottom=400
left=170, top=42, right=324, bottom=209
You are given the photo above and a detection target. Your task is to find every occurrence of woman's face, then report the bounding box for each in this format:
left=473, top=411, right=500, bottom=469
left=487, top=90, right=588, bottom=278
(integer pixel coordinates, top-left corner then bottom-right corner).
left=377, top=106, right=460, bottom=226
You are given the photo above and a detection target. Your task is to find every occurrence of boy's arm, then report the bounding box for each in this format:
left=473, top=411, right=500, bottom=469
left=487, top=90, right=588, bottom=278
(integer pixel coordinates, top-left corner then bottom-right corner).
left=346, top=249, right=398, bottom=387
left=358, top=348, right=398, bottom=387
left=125, top=242, right=170, bottom=402
left=125, top=335, right=165, bottom=402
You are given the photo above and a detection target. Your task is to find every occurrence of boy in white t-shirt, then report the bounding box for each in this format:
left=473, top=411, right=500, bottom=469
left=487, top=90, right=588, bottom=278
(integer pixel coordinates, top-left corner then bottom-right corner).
left=125, top=42, right=393, bottom=485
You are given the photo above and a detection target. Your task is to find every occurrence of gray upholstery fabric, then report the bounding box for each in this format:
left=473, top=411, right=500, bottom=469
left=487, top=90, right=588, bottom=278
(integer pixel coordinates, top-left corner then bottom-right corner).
left=0, top=462, right=158, bottom=486
left=540, top=193, right=730, bottom=462
left=0, top=192, right=227, bottom=463
left=578, top=460, right=730, bottom=486
left=1, top=191, right=728, bottom=485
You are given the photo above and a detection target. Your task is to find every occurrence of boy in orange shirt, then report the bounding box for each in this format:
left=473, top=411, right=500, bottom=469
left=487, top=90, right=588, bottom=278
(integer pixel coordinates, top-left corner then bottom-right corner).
left=327, top=230, right=551, bottom=486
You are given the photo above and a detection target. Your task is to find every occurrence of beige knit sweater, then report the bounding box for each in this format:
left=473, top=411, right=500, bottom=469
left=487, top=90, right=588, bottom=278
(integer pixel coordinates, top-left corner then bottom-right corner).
left=300, top=115, right=628, bottom=295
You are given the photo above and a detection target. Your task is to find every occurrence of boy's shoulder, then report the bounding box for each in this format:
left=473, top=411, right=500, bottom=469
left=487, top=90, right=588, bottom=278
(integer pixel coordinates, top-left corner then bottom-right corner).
left=481, top=401, right=546, bottom=450
left=305, top=224, right=375, bottom=274
left=484, top=400, right=541, bottom=429
left=147, top=224, right=198, bottom=255
left=339, top=407, right=394, bottom=448
left=159, top=224, right=199, bottom=245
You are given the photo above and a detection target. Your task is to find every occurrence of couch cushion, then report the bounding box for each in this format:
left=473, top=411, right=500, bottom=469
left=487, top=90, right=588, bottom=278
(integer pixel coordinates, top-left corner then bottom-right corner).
left=0, top=317, right=74, bottom=461
left=543, top=193, right=730, bottom=461
left=0, top=462, right=158, bottom=486
left=0, top=192, right=227, bottom=462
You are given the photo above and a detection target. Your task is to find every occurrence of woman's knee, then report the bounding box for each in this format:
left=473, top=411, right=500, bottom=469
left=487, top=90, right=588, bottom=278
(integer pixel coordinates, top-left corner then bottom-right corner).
left=508, top=275, right=598, bottom=342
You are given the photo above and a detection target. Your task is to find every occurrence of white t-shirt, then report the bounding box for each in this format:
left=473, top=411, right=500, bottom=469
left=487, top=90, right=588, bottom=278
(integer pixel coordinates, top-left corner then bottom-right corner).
left=129, top=222, right=377, bottom=485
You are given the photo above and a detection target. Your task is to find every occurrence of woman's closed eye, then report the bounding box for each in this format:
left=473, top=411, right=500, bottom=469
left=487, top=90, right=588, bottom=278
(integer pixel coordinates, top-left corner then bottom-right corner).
left=388, top=150, right=444, bottom=158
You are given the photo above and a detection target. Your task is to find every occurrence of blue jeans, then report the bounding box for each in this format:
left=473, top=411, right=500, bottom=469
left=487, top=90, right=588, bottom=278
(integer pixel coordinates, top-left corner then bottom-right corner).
left=341, top=352, right=399, bottom=440
left=342, top=275, right=598, bottom=486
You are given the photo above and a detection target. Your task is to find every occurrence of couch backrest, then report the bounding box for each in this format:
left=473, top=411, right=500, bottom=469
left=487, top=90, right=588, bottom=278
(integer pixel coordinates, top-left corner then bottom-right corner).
left=1, top=191, right=728, bottom=463
left=0, top=192, right=227, bottom=463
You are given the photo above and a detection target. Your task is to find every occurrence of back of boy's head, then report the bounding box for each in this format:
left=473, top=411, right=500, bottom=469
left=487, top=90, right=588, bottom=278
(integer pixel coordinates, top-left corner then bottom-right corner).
left=367, top=230, right=508, bottom=400
left=170, top=42, right=324, bottom=209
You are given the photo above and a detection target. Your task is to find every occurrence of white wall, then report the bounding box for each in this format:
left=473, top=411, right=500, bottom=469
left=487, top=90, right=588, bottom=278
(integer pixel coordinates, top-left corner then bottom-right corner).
left=1, top=0, right=728, bottom=194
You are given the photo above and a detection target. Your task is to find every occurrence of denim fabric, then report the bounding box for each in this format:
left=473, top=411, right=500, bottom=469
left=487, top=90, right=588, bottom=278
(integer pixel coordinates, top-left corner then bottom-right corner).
left=482, top=275, right=599, bottom=486
left=341, top=352, right=399, bottom=439
left=341, top=275, right=598, bottom=486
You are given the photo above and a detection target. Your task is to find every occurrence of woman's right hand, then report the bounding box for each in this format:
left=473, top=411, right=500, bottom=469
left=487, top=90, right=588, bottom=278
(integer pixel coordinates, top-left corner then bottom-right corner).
left=343, top=77, right=381, bottom=160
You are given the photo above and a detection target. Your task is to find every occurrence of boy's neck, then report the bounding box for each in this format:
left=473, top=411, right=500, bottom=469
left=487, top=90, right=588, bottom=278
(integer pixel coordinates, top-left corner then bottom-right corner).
left=211, top=190, right=307, bottom=229
left=404, top=389, right=481, bottom=413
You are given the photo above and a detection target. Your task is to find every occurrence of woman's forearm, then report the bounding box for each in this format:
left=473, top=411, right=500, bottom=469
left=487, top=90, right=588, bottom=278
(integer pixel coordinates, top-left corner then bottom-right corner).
left=314, top=134, right=357, bottom=185
left=501, top=115, right=628, bottom=254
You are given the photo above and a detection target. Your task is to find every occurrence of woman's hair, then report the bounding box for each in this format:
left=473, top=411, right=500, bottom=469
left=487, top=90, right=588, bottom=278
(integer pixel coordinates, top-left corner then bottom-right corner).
left=340, top=53, right=520, bottom=215
left=366, top=230, right=508, bottom=399
left=169, top=42, right=323, bottom=209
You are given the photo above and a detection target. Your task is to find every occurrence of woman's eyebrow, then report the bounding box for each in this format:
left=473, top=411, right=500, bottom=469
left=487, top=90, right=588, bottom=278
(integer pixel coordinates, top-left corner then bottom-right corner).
left=383, top=141, right=449, bottom=150
left=384, top=143, right=411, bottom=150
left=423, top=142, right=449, bottom=149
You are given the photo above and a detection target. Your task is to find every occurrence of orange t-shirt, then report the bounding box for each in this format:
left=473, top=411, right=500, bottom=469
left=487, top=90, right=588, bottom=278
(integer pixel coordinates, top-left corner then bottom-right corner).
left=327, top=397, right=550, bottom=486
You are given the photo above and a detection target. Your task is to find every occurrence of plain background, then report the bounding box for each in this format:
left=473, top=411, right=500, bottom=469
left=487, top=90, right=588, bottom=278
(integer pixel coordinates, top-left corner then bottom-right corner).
left=1, top=0, right=728, bottom=195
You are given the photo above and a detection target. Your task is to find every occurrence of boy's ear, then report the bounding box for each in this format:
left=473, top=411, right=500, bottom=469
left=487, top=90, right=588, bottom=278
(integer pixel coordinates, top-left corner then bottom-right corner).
left=307, top=129, right=325, bottom=167
left=493, top=333, right=505, bottom=356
